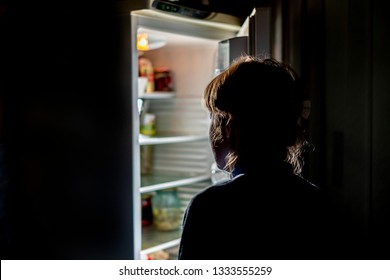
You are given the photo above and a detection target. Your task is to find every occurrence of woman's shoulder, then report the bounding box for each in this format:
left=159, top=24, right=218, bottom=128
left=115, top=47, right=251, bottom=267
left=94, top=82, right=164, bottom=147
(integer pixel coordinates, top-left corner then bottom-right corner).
left=187, top=175, right=244, bottom=207
left=189, top=170, right=321, bottom=210
left=194, top=176, right=238, bottom=197
left=291, top=173, right=320, bottom=192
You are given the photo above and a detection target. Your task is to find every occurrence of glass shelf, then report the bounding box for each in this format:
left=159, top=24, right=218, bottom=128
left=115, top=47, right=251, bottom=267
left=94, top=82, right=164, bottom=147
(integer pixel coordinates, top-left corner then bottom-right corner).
left=141, top=173, right=211, bottom=193
left=139, top=92, right=175, bottom=99
left=141, top=225, right=181, bottom=253
left=139, top=134, right=208, bottom=145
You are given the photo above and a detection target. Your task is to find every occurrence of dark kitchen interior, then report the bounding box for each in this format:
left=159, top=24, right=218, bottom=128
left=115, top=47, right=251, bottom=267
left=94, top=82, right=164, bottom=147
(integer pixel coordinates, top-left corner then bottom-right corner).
left=0, top=0, right=389, bottom=259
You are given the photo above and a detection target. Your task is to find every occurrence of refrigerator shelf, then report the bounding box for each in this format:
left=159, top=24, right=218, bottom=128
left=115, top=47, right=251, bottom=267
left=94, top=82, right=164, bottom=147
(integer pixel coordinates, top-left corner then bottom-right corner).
left=141, top=239, right=181, bottom=259
left=139, top=92, right=175, bottom=99
left=141, top=173, right=211, bottom=193
left=141, top=239, right=180, bottom=259
left=139, top=134, right=208, bottom=145
left=141, top=225, right=181, bottom=253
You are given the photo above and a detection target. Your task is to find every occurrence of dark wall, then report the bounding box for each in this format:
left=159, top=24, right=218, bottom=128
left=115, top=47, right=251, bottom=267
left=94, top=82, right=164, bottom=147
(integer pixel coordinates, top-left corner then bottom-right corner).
left=371, top=0, right=390, bottom=253
left=279, top=0, right=390, bottom=258
left=324, top=0, right=371, bottom=236
left=297, top=0, right=390, bottom=258
left=323, top=0, right=390, bottom=256
left=0, top=1, right=135, bottom=259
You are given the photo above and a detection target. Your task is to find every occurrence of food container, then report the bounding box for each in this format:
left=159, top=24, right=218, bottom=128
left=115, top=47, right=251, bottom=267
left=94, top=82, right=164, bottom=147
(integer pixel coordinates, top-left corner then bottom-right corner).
left=138, top=57, right=155, bottom=93
left=141, top=194, right=154, bottom=226
left=140, top=113, right=156, bottom=137
left=154, top=67, right=173, bottom=92
left=152, top=188, right=182, bottom=231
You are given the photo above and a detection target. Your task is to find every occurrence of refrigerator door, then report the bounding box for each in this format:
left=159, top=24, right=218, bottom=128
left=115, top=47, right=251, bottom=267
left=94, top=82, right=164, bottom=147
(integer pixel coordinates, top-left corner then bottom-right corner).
left=216, top=36, right=249, bottom=74
left=215, top=6, right=275, bottom=75
left=248, top=7, right=272, bottom=59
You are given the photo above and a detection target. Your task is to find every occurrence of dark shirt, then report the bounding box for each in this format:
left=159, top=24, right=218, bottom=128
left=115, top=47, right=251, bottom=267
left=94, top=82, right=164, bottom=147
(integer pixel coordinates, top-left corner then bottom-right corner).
left=178, top=163, right=331, bottom=260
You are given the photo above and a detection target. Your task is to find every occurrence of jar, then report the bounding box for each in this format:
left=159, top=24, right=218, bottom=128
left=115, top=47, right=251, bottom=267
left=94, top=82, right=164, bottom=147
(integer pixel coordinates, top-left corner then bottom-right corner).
left=152, top=188, right=182, bottom=231
left=154, top=67, right=173, bottom=92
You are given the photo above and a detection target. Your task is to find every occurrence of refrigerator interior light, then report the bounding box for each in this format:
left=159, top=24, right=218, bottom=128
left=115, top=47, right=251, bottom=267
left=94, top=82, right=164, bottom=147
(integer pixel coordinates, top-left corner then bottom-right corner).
left=137, top=32, right=167, bottom=51
left=137, top=33, right=149, bottom=50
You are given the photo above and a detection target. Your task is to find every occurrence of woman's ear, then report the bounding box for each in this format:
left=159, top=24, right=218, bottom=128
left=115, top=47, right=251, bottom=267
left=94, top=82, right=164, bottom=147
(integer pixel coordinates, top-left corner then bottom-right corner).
left=297, top=100, right=311, bottom=127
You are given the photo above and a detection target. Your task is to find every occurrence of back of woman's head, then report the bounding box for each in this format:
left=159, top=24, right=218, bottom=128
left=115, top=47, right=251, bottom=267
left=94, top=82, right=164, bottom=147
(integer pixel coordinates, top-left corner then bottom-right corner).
left=203, top=55, right=307, bottom=174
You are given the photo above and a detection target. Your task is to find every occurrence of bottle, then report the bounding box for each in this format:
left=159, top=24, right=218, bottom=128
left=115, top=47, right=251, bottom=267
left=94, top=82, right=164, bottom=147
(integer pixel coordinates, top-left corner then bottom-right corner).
left=140, top=113, right=156, bottom=137
left=140, top=113, right=156, bottom=175
left=140, top=145, right=154, bottom=175
left=141, top=194, right=154, bottom=226
left=152, top=188, right=182, bottom=231
left=138, top=57, right=155, bottom=93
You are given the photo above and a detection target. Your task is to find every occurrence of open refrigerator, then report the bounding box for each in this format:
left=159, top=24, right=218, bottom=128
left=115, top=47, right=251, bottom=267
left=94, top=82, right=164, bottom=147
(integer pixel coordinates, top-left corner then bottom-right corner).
left=119, top=0, right=272, bottom=260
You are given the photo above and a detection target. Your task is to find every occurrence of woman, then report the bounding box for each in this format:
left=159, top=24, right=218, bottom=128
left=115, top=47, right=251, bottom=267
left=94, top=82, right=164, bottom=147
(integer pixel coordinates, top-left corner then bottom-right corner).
left=178, top=56, right=329, bottom=260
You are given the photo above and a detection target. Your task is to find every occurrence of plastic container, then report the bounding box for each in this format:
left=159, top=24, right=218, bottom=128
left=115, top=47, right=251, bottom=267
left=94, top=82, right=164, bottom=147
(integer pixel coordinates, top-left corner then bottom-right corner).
left=140, top=113, right=156, bottom=137
left=152, top=188, right=182, bottom=231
